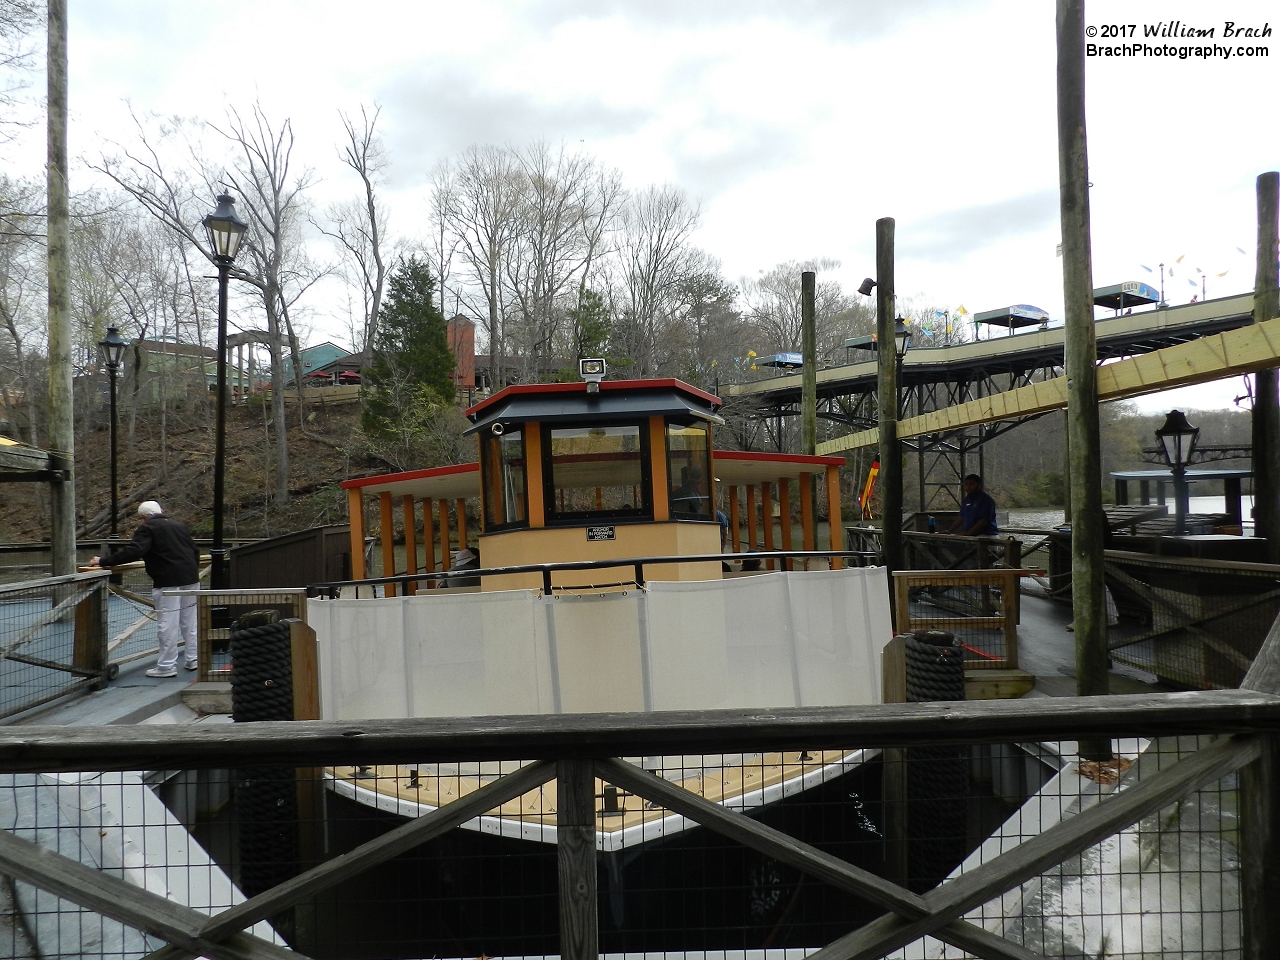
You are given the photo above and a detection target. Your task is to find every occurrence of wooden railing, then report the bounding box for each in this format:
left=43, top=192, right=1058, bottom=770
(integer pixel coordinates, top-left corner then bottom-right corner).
left=0, top=570, right=111, bottom=718
left=0, top=686, right=1278, bottom=958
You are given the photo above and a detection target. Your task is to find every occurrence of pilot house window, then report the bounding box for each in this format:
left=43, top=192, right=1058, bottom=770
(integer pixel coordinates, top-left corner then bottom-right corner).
left=667, top=421, right=713, bottom=519
left=545, top=424, right=651, bottom=522
left=481, top=428, right=528, bottom=530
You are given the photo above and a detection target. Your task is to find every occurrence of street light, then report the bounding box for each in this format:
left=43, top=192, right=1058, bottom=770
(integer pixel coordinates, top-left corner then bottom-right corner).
left=893, top=318, right=912, bottom=417
left=202, top=192, right=248, bottom=590
left=97, top=326, right=127, bottom=538
left=1155, top=409, right=1199, bottom=535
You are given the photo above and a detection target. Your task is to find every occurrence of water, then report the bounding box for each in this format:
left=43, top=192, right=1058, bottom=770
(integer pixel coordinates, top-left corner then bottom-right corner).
left=1006, top=494, right=1256, bottom=533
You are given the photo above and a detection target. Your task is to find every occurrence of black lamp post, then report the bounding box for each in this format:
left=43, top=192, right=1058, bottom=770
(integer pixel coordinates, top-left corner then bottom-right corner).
left=893, top=317, right=912, bottom=417
left=1156, top=409, right=1199, bottom=535
left=97, top=326, right=127, bottom=538
left=202, top=192, right=248, bottom=590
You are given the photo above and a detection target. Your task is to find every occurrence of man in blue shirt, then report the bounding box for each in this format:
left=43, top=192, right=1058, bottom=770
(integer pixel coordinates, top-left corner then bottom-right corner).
left=949, top=474, right=998, bottom=536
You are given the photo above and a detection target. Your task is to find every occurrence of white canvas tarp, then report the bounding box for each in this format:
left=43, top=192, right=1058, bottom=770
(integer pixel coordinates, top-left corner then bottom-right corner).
left=311, top=567, right=892, bottom=720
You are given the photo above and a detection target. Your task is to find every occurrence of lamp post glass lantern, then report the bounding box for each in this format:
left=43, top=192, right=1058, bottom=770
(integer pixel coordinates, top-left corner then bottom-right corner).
left=1156, top=409, right=1199, bottom=535
left=202, top=192, right=248, bottom=590
left=98, top=327, right=128, bottom=538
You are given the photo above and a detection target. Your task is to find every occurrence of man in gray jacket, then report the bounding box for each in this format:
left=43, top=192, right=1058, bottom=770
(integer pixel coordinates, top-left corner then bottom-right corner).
left=91, top=500, right=201, bottom=678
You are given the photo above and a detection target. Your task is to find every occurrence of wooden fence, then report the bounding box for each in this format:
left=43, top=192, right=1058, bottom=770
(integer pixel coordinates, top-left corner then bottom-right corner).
left=0, top=684, right=1277, bottom=958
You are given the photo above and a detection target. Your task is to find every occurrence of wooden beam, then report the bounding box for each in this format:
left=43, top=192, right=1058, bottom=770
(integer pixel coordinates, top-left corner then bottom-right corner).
left=438, top=498, right=451, bottom=569
left=728, top=485, right=740, bottom=553
left=1243, top=608, right=1280, bottom=959
left=402, top=496, right=417, bottom=596
left=346, top=487, right=365, bottom=580
left=525, top=422, right=546, bottom=527
left=1, top=691, right=1277, bottom=772
left=745, top=483, right=757, bottom=551
left=649, top=416, right=669, bottom=522
left=778, top=478, right=792, bottom=570
left=826, top=464, right=843, bottom=570
left=799, top=472, right=815, bottom=552
left=455, top=498, right=468, bottom=550
left=818, top=314, right=1280, bottom=454
left=379, top=492, right=396, bottom=598
left=158, top=760, right=557, bottom=958
left=422, top=497, right=435, bottom=586
left=0, top=830, right=300, bottom=960
left=600, top=759, right=1038, bottom=960
left=760, top=482, right=774, bottom=569
left=557, top=759, right=597, bottom=960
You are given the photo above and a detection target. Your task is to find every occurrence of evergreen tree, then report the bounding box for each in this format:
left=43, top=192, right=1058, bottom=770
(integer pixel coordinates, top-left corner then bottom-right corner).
left=362, top=257, right=457, bottom=467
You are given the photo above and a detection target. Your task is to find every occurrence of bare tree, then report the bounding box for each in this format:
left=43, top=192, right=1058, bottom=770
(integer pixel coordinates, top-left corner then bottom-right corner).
left=739, top=258, right=867, bottom=357
left=0, top=174, right=43, bottom=445
left=430, top=146, right=524, bottom=387
left=321, top=104, right=390, bottom=368
left=96, top=102, right=325, bottom=508
left=611, top=184, right=701, bottom=376
left=0, top=0, right=38, bottom=149
left=504, top=141, right=623, bottom=381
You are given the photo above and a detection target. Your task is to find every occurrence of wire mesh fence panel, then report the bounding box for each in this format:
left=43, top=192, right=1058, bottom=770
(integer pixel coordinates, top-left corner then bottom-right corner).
left=894, top=736, right=1242, bottom=959
left=1106, top=553, right=1280, bottom=689
left=893, top=569, right=1023, bottom=669
left=0, top=572, right=109, bottom=719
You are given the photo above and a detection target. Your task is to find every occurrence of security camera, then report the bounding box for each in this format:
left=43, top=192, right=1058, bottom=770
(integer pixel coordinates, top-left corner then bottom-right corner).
left=579, top=358, right=606, bottom=394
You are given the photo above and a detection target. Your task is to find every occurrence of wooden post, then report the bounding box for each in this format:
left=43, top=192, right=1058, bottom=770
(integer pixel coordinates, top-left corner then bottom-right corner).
left=799, top=472, right=815, bottom=553
left=1252, top=171, right=1280, bottom=563
left=761, top=482, right=774, bottom=569
left=455, top=499, right=468, bottom=550
left=880, top=635, right=908, bottom=887
left=557, top=759, right=597, bottom=960
left=422, top=498, right=436, bottom=587
left=72, top=576, right=108, bottom=688
left=745, top=483, right=757, bottom=551
left=827, top=464, right=843, bottom=570
left=526, top=422, right=546, bottom=527
left=876, top=217, right=903, bottom=576
left=1225, top=476, right=1244, bottom=529
left=778, top=478, right=792, bottom=570
left=46, top=0, right=76, bottom=577
left=379, top=492, right=396, bottom=598
left=402, top=496, right=418, bottom=596
left=347, top=488, right=366, bottom=581
left=649, top=416, right=670, bottom=523
left=728, top=486, right=740, bottom=553
left=802, top=271, right=817, bottom=457
left=438, top=499, right=452, bottom=573
left=1057, top=0, right=1109, bottom=726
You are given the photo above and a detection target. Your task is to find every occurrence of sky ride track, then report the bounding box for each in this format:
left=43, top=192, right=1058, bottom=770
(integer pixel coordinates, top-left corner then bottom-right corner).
left=728, top=293, right=1270, bottom=510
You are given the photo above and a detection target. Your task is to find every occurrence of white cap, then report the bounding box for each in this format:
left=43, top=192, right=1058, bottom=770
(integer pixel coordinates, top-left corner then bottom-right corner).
left=137, top=500, right=163, bottom=517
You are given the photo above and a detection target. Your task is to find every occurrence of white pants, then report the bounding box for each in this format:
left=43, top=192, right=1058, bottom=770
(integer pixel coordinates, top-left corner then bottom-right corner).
left=154, top=583, right=199, bottom=668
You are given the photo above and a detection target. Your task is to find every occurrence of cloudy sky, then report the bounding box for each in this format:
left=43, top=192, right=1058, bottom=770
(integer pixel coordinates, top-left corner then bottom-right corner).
left=17, top=0, right=1280, bottom=411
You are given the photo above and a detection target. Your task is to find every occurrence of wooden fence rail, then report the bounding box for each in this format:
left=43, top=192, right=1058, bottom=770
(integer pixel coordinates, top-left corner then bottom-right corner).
left=0, top=689, right=1278, bottom=958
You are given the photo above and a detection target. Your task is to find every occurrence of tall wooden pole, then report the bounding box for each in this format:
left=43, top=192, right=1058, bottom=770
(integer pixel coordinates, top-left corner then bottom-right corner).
left=876, top=218, right=903, bottom=574
left=801, top=271, right=817, bottom=456
left=46, top=0, right=76, bottom=576
left=1253, top=172, right=1280, bottom=563
left=1057, top=0, right=1109, bottom=712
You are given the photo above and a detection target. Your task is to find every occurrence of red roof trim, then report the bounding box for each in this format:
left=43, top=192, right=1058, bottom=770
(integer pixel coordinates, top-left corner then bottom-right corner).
left=712, top=450, right=846, bottom=466
left=340, top=461, right=479, bottom=490
left=465, top=378, right=722, bottom=418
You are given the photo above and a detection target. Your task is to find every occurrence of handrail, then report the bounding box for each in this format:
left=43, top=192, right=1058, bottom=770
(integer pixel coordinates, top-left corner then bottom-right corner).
left=1, top=689, right=1276, bottom=772
left=0, top=568, right=110, bottom=598
left=308, top=549, right=880, bottom=598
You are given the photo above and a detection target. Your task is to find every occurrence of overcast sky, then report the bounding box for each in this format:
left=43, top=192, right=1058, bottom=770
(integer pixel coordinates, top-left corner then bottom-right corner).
left=15, top=0, right=1280, bottom=412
